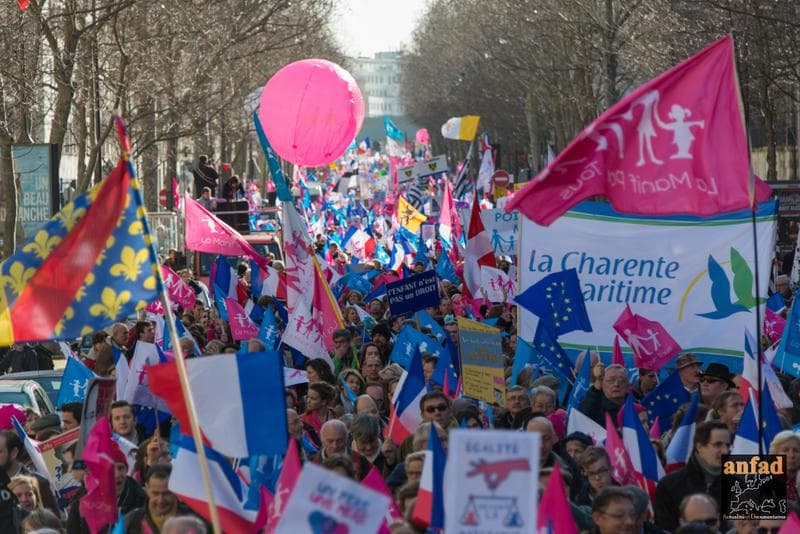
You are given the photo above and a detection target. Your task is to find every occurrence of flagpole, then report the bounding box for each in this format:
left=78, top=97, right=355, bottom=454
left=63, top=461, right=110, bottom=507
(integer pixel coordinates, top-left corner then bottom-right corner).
left=118, top=116, right=223, bottom=532
left=160, top=286, right=223, bottom=534
left=750, top=206, right=764, bottom=456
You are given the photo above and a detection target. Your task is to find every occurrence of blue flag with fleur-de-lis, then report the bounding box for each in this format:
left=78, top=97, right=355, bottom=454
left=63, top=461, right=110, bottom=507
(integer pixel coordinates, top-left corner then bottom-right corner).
left=0, top=118, right=159, bottom=345
left=514, top=268, right=592, bottom=336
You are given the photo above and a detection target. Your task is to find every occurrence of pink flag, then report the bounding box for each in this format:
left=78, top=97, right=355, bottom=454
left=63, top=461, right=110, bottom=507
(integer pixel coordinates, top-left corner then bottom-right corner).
left=80, top=419, right=119, bottom=534
left=605, top=413, right=636, bottom=485
left=779, top=511, right=800, bottom=533
left=612, top=335, right=625, bottom=366
left=362, top=465, right=403, bottom=534
left=506, top=35, right=771, bottom=225
left=266, top=439, right=301, bottom=531
left=225, top=298, right=259, bottom=341
left=537, top=462, right=578, bottom=534
left=613, top=305, right=681, bottom=370
left=172, top=176, right=181, bottom=212
left=184, top=193, right=268, bottom=269
left=649, top=416, right=661, bottom=439
left=764, top=307, right=786, bottom=345
left=310, top=258, right=344, bottom=354
left=162, top=265, right=196, bottom=309
left=464, top=195, right=495, bottom=296
left=439, top=181, right=463, bottom=248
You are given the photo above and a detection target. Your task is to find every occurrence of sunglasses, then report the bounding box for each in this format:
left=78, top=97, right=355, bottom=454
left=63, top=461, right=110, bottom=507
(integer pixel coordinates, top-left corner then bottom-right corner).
left=425, top=404, right=448, bottom=414
left=701, top=377, right=723, bottom=384
left=756, top=528, right=780, bottom=534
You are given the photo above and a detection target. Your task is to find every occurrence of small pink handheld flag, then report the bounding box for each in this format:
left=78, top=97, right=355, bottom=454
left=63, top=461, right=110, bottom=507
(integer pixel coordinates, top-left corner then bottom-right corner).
left=506, top=35, right=771, bottom=225
left=613, top=305, right=681, bottom=370
left=537, top=463, right=578, bottom=534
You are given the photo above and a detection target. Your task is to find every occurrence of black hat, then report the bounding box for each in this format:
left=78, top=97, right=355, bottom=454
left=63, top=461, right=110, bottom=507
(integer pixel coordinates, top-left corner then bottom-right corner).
left=30, top=413, right=61, bottom=432
left=701, top=363, right=735, bottom=388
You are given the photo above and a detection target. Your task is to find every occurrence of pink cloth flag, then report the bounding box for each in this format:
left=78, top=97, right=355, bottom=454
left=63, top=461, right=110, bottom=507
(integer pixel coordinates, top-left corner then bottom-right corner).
left=537, top=461, right=578, bottom=534
left=80, top=419, right=119, bottom=534
left=612, top=335, right=625, bottom=366
left=438, top=181, right=463, bottom=248
left=224, top=298, right=259, bottom=341
left=613, top=305, right=682, bottom=370
left=649, top=416, right=661, bottom=439
left=779, top=511, right=800, bottom=533
left=162, top=265, right=197, bottom=309
left=266, top=439, right=301, bottom=531
left=764, top=307, right=786, bottom=345
left=362, top=465, right=403, bottom=534
left=506, top=35, right=771, bottom=225
left=605, top=413, right=636, bottom=485
left=184, top=193, right=268, bottom=269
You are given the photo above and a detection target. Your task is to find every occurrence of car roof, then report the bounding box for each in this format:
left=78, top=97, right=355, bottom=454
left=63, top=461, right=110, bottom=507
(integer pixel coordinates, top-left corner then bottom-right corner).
left=0, top=380, right=38, bottom=392
left=0, top=370, right=63, bottom=380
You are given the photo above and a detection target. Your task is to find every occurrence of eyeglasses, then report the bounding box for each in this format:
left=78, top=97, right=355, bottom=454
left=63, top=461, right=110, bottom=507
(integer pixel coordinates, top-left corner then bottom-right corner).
left=424, top=404, right=448, bottom=414
left=688, top=518, right=719, bottom=527
left=756, top=528, right=781, bottom=534
left=603, top=377, right=628, bottom=385
left=587, top=466, right=610, bottom=478
left=701, top=377, right=722, bottom=384
left=599, top=510, right=637, bottom=520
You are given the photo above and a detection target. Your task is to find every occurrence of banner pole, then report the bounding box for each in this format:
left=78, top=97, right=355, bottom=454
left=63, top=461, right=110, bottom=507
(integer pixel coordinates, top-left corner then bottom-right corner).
left=119, top=113, right=222, bottom=532
left=160, top=289, right=223, bottom=533
left=750, top=207, right=764, bottom=456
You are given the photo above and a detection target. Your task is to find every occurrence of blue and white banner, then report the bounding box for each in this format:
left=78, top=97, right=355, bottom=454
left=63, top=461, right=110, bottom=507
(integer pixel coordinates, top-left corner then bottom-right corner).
left=459, top=208, right=519, bottom=256
left=517, top=201, right=777, bottom=362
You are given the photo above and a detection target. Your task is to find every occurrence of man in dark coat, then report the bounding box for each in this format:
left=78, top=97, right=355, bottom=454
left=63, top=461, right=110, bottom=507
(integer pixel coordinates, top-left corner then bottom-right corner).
left=579, top=364, right=629, bottom=426
left=654, top=421, right=730, bottom=531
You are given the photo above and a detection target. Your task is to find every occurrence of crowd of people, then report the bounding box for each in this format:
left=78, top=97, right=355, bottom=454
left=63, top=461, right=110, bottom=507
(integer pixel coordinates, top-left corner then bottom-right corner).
left=0, top=147, right=796, bottom=534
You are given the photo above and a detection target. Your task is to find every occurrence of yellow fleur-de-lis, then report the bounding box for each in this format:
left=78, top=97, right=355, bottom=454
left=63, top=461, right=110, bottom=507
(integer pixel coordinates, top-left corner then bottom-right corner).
left=0, top=262, right=36, bottom=296
left=87, top=182, right=102, bottom=202
left=109, top=246, right=149, bottom=281
left=54, top=306, right=75, bottom=337
left=22, top=231, right=62, bottom=260
left=75, top=273, right=95, bottom=302
left=89, top=288, right=131, bottom=320
left=143, top=275, right=156, bottom=290
left=54, top=203, right=86, bottom=231
left=128, top=221, right=143, bottom=235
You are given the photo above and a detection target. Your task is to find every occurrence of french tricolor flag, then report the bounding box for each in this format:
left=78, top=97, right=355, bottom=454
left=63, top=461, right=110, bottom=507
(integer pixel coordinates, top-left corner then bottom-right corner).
left=665, top=392, right=699, bottom=472
left=621, top=395, right=664, bottom=498
left=411, top=424, right=446, bottom=531
left=146, top=351, right=288, bottom=458
left=170, top=437, right=268, bottom=533
left=386, top=346, right=426, bottom=445
left=731, top=389, right=762, bottom=455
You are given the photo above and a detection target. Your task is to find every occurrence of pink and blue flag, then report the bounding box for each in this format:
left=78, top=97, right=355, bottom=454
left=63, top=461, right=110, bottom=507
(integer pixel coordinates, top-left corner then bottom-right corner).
left=537, top=464, right=578, bottom=534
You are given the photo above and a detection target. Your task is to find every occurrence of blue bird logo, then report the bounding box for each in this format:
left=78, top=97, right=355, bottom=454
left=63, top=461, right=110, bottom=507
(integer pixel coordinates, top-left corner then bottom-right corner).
left=696, top=248, right=763, bottom=320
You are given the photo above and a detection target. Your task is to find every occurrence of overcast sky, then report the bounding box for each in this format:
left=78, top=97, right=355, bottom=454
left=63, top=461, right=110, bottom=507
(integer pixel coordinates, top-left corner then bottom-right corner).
left=332, top=0, right=430, bottom=57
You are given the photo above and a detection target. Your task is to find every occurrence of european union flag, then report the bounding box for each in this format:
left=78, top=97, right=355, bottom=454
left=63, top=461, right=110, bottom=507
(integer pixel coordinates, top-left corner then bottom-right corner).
left=515, top=268, right=592, bottom=336
left=642, top=370, right=686, bottom=432
left=532, top=323, right=574, bottom=381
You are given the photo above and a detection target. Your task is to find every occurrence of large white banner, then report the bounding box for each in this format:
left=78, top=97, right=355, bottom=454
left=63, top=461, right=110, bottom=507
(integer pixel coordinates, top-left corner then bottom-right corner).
left=445, top=430, right=540, bottom=534
left=518, top=201, right=777, bottom=359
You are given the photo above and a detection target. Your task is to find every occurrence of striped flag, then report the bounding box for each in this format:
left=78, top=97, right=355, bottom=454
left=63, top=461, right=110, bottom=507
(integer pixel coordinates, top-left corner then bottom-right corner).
left=452, top=142, right=475, bottom=200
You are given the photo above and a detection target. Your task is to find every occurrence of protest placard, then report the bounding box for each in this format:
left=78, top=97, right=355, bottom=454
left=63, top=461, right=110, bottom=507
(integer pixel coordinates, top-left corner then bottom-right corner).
left=37, top=428, right=82, bottom=508
left=386, top=270, right=440, bottom=317
left=275, top=462, right=390, bottom=534
left=445, top=429, right=540, bottom=534
left=458, top=317, right=505, bottom=404
left=75, top=377, right=116, bottom=462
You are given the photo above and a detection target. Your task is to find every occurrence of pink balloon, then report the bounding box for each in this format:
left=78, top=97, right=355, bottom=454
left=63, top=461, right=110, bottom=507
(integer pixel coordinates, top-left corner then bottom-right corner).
left=258, top=59, right=364, bottom=167
left=415, top=128, right=430, bottom=145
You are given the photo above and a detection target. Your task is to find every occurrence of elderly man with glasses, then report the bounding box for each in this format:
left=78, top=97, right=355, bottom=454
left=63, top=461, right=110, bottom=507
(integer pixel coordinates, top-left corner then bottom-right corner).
left=579, top=364, right=630, bottom=426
